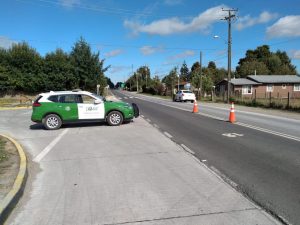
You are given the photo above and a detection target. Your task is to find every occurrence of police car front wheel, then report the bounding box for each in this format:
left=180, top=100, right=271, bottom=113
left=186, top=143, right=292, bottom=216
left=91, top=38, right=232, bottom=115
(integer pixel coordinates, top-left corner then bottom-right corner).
left=43, top=114, right=62, bottom=130
left=107, top=111, right=123, bottom=126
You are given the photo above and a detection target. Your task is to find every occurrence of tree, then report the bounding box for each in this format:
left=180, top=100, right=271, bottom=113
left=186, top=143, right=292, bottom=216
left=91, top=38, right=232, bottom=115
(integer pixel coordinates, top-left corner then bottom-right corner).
left=44, top=49, right=75, bottom=91
left=208, top=61, right=217, bottom=70
left=137, top=66, right=151, bottom=87
left=106, top=77, right=114, bottom=89
left=236, top=45, right=297, bottom=77
left=162, top=67, right=177, bottom=90
left=7, top=42, right=43, bottom=92
left=236, top=61, right=269, bottom=78
left=180, top=61, right=189, bottom=82
left=70, top=37, right=108, bottom=93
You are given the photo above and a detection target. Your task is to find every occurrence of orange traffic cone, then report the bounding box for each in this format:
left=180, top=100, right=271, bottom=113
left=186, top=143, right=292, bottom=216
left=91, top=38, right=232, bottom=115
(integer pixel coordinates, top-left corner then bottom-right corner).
left=229, top=102, right=236, bottom=123
left=192, top=100, right=199, bottom=113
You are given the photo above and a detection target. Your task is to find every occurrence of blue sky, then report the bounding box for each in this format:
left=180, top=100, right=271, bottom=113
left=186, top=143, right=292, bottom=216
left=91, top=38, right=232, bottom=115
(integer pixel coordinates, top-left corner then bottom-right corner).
left=1, top=0, right=300, bottom=84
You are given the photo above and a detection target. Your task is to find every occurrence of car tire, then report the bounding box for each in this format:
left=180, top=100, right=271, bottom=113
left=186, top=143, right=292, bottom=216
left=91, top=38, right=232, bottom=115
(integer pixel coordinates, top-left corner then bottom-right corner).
left=43, top=114, right=62, bottom=130
left=191, top=100, right=194, bottom=103
left=107, top=111, right=123, bottom=126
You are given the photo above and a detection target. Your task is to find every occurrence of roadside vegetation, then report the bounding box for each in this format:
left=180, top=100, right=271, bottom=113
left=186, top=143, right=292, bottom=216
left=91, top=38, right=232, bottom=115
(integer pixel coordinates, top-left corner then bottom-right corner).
left=0, top=37, right=113, bottom=97
left=121, top=45, right=299, bottom=111
left=0, top=137, right=8, bottom=162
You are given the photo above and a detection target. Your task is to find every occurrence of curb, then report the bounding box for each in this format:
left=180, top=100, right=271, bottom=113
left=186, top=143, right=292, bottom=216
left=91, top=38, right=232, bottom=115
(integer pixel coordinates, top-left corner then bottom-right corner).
left=0, top=134, right=27, bottom=224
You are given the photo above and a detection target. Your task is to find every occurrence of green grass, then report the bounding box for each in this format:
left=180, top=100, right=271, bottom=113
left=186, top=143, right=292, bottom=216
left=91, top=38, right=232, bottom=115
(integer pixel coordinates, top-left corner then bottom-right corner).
left=0, top=138, right=8, bottom=162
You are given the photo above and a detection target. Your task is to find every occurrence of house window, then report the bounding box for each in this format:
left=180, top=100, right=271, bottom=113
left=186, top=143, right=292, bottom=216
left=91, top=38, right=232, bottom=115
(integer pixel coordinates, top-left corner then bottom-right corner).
left=294, top=84, right=300, bottom=92
left=282, top=84, right=286, bottom=89
left=266, top=84, right=273, bottom=92
left=242, top=85, right=252, bottom=94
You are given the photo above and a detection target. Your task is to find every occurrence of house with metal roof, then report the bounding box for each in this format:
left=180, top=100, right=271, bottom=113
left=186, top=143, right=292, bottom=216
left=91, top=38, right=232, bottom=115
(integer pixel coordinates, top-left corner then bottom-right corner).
left=215, top=75, right=300, bottom=98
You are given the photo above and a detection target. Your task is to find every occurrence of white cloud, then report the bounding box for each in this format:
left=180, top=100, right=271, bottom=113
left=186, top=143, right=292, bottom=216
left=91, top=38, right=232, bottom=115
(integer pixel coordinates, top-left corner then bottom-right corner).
left=235, top=11, right=278, bottom=30
left=170, top=50, right=195, bottom=59
left=267, top=15, right=300, bottom=38
left=0, top=36, right=17, bottom=49
left=124, top=5, right=227, bottom=36
left=109, top=66, right=130, bottom=74
left=104, top=49, right=123, bottom=58
left=140, top=46, right=164, bottom=55
left=291, top=50, right=300, bottom=59
left=59, top=0, right=80, bottom=8
left=164, top=0, right=182, bottom=6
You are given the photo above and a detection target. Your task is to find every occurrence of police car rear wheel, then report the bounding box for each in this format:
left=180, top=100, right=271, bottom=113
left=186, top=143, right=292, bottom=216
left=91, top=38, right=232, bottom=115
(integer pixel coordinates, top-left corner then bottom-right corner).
left=43, top=114, right=62, bottom=130
left=107, top=111, right=123, bottom=126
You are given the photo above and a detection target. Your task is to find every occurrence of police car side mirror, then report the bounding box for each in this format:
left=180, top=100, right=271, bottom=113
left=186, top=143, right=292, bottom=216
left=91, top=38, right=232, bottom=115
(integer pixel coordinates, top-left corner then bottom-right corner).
left=94, top=99, right=102, bottom=104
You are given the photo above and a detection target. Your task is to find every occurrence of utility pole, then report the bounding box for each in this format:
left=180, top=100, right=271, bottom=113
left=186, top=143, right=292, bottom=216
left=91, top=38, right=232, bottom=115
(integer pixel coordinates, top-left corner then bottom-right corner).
left=136, top=72, right=139, bottom=93
left=222, top=8, right=237, bottom=103
left=199, top=51, right=202, bottom=100
left=176, top=67, right=179, bottom=91
left=130, top=64, right=133, bottom=91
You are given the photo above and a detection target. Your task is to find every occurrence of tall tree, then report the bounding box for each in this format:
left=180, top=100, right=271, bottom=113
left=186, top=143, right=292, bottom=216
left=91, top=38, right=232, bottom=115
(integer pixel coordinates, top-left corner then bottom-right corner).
left=44, top=49, right=75, bottom=91
left=70, top=37, right=108, bottom=93
left=7, top=42, right=43, bottom=92
left=236, top=45, right=297, bottom=77
left=180, top=61, right=189, bottom=82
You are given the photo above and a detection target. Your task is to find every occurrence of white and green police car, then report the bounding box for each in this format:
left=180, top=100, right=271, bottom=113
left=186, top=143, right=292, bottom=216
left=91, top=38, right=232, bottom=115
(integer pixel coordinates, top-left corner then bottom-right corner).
left=31, top=90, right=139, bottom=130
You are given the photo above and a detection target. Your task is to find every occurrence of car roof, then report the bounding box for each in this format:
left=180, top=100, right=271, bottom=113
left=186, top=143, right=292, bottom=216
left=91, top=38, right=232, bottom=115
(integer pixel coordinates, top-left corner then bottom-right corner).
left=41, top=90, right=93, bottom=96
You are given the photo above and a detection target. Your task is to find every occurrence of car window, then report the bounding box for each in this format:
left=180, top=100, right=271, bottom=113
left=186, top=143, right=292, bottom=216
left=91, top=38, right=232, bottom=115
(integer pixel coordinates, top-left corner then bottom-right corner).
left=48, top=95, right=59, bottom=102
left=81, top=95, right=95, bottom=104
left=57, top=95, right=79, bottom=103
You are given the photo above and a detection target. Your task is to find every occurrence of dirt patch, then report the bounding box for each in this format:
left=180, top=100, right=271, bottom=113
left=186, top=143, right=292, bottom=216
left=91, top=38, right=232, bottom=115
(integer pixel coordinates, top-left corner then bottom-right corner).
left=0, top=136, right=19, bottom=200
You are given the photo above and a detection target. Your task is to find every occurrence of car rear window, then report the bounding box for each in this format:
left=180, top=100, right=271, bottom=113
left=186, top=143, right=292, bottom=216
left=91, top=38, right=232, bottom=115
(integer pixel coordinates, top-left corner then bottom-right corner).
left=183, top=91, right=193, bottom=93
left=48, top=95, right=59, bottom=102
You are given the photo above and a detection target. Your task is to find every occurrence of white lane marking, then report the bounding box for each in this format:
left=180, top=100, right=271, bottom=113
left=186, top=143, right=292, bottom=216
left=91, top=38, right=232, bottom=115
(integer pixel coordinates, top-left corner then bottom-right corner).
left=146, top=118, right=151, bottom=122
left=201, top=159, right=207, bottom=162
left=222, top=133, right=244, bottom=138
left=164, top=132, right=173, bottom=139
left=130, top=97, right=133, bottom=99
left=33, top=129, right=69, bottom=162
left=124, top=97, right=128, bottom=99
left=140, top=115, right=144, bottom=118
left=180, top=144, right=195, bottom=155
left=153, top=124, right=159, bottom=129
left=236, top=122, right=300, bottom=142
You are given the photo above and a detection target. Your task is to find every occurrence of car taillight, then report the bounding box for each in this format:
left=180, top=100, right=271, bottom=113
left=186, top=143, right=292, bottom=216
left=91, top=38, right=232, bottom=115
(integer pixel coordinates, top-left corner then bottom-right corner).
left=33, top=102, right=41, bottom=107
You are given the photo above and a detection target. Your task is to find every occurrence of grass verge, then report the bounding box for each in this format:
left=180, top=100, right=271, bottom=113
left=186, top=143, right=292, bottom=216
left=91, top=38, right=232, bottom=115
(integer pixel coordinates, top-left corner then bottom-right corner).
left=0, top=137, right=8, bottom=163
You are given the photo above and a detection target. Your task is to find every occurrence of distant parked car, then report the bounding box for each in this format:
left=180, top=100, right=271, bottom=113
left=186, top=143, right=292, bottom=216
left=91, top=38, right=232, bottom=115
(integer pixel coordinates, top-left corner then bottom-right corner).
left=174, top=90, right=196, bottom=103
left=31, top=90, right=139, bottom=130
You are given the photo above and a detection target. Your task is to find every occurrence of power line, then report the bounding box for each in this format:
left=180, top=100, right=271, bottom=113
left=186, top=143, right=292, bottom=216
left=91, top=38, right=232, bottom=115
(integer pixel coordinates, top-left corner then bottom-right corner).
left=17, top=0, right=193, bottom=19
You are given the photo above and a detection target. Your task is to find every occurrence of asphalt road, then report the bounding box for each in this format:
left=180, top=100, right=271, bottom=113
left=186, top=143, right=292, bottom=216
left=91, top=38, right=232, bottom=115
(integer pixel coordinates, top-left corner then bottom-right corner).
left=0, top=108, right=279, bottom=225
left=114, top=90, right=300, bottom=225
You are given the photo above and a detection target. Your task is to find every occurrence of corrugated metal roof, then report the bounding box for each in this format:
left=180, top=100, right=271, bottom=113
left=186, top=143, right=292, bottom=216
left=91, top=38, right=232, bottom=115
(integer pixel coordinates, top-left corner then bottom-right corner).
left=230, top=78, right=260, bottom=85
left=247, top=75, right=300, bottom=83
